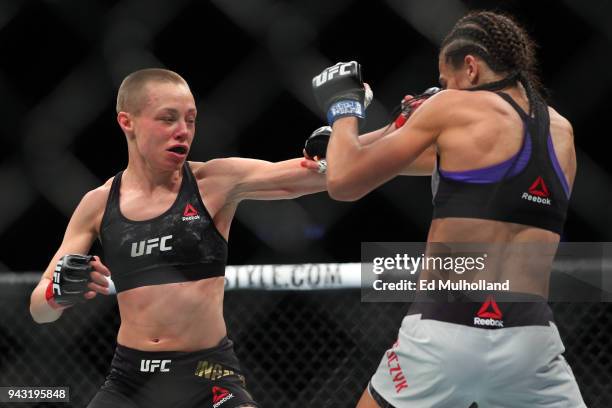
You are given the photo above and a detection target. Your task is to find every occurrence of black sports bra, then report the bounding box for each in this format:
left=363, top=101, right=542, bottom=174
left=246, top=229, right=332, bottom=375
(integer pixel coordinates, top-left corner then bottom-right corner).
left=99, top=163, right=228, bottom=293
left=432, top=92, right=570, bottom=234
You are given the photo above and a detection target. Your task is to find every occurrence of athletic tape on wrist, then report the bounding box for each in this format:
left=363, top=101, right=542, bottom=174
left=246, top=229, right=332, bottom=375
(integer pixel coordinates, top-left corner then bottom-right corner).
left=327, top=100, right=365, bottom=124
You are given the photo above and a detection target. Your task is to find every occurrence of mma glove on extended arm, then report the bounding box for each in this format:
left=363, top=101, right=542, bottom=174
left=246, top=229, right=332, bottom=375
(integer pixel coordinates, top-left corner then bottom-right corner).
left=304, top=126, right=332, bottom=174
left=304, top=125, right=332, bottom=160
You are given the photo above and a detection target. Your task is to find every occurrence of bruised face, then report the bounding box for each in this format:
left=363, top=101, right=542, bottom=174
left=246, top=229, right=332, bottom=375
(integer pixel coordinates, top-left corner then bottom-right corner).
left=438, top=53, right=476, bottom=90
left=129, top=81, right=197, bottom=171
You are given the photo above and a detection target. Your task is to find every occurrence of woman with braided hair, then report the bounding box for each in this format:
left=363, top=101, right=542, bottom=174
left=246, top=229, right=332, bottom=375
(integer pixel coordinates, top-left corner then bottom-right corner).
left=310, top=10, right=585, bottom=408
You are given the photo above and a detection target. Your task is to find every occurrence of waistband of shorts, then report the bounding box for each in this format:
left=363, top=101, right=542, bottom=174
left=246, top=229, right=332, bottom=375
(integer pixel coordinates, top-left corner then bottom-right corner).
left=115, top=336, right=233, bottom=362
left=368, top=382, right=396, bottom=408
left=407, top=292, right=553, bottom=328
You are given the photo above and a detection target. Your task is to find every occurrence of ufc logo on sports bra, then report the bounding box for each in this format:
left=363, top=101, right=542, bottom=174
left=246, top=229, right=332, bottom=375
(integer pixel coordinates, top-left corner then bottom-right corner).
left=130, top=235, right=173, bottom=257
left=140, top=359, right=171, bottom=373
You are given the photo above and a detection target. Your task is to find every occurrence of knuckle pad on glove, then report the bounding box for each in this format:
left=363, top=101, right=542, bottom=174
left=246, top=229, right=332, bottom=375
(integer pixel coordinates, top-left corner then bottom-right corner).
left=305, top=126, right=331, bottom=159
left=53, top=254, right=95, bottom=305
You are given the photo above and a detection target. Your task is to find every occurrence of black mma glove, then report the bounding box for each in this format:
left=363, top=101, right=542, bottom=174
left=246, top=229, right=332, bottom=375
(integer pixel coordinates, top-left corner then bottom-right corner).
left=304, top=126, right=331, bottom=159
left=304, top=126, right=331, bottom=174
left=394, top=86, right=441, bottom=128
left=45, top=254, right=94, bottom=308
left=312, top=61, right=366, bottom=125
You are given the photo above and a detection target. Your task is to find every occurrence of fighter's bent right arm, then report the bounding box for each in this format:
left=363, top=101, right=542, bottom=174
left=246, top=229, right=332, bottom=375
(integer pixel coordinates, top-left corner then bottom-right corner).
left=29, top=189, right=105, bottom=323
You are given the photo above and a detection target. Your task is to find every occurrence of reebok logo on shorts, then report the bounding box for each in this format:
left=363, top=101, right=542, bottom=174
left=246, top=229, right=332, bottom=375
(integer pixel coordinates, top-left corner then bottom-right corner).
left=474, top=296, right=504, bottom=328
left=521, top=176, right=551, bottom=205
left=182, top=203, right=201, bottom=221
left=212, top=386, right=234, bottom=408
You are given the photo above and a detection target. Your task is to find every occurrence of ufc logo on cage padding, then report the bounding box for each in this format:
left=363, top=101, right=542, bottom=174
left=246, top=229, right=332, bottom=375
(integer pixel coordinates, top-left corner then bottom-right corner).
left=312, top=61, right=359, bottom=87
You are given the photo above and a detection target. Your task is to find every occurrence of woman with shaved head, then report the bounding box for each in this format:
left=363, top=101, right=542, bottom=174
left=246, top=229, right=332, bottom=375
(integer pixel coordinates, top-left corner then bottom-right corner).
left=30, top=68, right=326, bottom=407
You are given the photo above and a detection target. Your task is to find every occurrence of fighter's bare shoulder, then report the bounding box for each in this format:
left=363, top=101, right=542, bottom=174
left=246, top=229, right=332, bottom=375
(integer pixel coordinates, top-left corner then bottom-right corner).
left=421, top=89, right=463, bottom=107
left=416, top=89, right=487, bottom=126
left=431, top=88, right=506, bottom=105
left=77, top=178, right=110, bottom=208
left=548, top=106, right=574, bottom=137
left=189, top=159, right=266, bottom=206
left=418, top=89, right=491, bottom=115
left=68, top=177, right=114, bottom=233
left=189, top=158, right=263, bottom=182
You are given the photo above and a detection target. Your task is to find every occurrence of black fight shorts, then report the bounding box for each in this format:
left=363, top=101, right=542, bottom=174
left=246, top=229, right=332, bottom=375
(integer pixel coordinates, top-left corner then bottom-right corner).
left=87, top=337, right=258, bottom=408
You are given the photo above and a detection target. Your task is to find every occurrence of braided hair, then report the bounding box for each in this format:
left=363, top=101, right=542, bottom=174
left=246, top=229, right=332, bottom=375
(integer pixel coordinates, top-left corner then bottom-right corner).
left=441, top=11, right=548, bottom=133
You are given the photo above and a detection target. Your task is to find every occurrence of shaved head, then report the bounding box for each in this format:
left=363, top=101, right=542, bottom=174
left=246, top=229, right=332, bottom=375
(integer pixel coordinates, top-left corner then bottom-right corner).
left=116, top=68, right=189, bottom=115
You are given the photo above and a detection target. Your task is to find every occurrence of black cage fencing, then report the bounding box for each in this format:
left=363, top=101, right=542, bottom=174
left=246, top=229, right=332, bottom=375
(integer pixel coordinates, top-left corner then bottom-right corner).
left=0, top=283, right=611, bottom=407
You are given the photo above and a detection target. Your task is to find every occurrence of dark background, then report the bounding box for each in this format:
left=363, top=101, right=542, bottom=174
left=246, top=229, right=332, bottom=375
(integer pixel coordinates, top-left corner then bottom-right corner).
left=1, top=0, right=611, bottom=271
left=1, top=1, right=612, bottom=407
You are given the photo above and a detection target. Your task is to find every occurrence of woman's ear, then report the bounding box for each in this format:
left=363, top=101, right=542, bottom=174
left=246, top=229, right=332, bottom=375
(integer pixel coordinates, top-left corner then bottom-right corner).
left=117, top=112, right=135, bottom=139
left=464, top=55, right=479, bottom=85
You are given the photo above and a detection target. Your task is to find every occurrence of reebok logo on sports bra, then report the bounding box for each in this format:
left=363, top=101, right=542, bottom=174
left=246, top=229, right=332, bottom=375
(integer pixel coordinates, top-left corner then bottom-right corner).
left=521, top=176, right=551, bottom=205
left=182, top=203, right=200, bottom=221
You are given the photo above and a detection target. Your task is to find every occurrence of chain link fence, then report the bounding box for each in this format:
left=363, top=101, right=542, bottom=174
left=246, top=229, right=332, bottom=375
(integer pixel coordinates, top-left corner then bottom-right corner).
left=1, top=281, right=610, bottom=407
